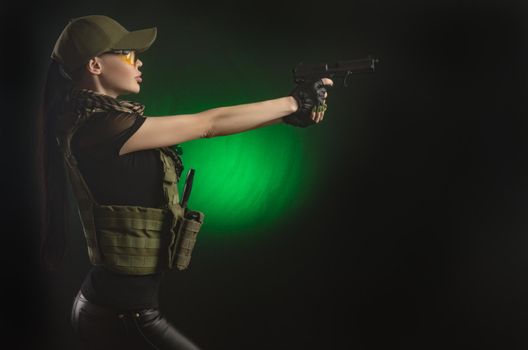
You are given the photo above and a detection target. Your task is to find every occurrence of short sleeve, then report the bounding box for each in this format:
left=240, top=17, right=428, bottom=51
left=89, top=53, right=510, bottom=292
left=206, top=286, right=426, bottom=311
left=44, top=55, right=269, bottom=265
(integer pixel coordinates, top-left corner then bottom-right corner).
left=74, top=110, right=147, bottom=159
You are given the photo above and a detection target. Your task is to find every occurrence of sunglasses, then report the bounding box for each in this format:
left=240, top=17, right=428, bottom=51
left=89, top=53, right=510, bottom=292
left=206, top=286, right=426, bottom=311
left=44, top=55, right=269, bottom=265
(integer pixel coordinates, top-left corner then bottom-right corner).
left=103, top=49, right=138, bottom=65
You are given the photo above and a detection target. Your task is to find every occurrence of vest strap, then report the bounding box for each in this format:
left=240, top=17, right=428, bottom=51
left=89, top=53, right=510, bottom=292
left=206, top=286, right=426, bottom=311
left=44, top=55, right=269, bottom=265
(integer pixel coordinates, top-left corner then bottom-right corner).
left=158, top=147, right=186, bottom=269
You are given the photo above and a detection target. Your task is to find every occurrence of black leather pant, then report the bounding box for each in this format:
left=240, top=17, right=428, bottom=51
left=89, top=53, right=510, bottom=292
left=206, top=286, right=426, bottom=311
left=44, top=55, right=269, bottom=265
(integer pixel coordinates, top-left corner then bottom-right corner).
left=71, top=289, right=202, bottom=350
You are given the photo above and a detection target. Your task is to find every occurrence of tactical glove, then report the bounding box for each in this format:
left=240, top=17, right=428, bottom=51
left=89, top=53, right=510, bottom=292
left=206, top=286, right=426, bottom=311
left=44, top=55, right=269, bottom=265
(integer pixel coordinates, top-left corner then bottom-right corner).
left=282, top=79, right=329, bottom=128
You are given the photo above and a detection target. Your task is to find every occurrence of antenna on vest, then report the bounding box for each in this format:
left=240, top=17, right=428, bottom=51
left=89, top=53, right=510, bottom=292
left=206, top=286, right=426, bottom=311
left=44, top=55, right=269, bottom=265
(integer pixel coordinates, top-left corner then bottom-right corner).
left=180, top=168, right=197, bottom=218
left=180, top=168, right=200, bottom=220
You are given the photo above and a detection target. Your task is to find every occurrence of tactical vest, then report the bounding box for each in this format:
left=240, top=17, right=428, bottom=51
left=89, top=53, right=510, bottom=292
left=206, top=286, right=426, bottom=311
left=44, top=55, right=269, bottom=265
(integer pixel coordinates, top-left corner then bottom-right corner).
left=55, top=88, right=204, bottom=275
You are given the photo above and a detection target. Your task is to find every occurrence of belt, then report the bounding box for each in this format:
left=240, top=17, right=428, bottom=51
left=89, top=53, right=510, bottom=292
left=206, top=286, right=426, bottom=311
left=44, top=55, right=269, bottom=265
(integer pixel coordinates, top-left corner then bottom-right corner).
left=75, top=290, right=159, bottom=320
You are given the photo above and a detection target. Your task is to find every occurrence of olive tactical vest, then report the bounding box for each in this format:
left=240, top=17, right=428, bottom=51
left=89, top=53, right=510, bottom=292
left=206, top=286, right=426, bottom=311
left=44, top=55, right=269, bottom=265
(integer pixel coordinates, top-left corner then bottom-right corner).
left=55, top=88, right=204, bottom=275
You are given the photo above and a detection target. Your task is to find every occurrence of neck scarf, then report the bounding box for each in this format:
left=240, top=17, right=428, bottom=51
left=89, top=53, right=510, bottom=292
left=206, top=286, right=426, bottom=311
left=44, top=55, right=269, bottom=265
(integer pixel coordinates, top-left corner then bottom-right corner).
left=68, top=87, right=146, bottom=115
left=66, top=87, right=183, bottom=156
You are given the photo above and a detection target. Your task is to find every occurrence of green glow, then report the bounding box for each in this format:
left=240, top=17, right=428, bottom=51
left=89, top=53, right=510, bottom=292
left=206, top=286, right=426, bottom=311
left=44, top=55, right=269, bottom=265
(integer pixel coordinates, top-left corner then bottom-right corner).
left=172, top=128, right=316, bottom=238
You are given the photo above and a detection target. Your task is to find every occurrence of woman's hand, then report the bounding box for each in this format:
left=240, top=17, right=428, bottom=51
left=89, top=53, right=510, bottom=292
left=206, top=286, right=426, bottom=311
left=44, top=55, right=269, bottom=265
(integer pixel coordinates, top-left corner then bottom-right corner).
left=283, top=77, right=334, bottom=127
left=312, top=78, right=332, bottom=123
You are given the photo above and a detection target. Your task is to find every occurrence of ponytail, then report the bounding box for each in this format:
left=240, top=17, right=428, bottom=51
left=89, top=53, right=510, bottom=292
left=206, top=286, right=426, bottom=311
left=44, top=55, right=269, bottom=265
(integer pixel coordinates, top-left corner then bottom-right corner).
left=35, top=59, right=76, bottom=272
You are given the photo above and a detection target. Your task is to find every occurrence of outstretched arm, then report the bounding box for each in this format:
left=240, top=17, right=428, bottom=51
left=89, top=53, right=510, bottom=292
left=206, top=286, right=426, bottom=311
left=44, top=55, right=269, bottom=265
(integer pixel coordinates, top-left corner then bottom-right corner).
left=208, top=75, right=334, bottom=135
left=203, top=96, right=297, bottom=137
left=119, top=96, right=297, bottom=156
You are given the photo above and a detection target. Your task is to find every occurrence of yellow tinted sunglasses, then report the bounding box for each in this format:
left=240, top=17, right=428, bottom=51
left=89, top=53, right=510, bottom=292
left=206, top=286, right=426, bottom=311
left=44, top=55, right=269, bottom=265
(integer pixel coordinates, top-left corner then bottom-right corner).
left=105, top=49, right=138, bottom=65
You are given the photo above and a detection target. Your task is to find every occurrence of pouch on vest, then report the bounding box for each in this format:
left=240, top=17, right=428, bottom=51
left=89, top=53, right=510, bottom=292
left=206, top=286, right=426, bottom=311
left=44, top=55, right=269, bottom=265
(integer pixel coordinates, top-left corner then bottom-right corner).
left=169, top=208, right=205, bottom=270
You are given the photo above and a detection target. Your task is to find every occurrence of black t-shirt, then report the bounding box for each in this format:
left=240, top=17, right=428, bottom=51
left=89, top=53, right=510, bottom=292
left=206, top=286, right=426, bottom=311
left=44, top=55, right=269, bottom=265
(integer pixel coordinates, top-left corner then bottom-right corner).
left=71, top=110, right=165, bottom=310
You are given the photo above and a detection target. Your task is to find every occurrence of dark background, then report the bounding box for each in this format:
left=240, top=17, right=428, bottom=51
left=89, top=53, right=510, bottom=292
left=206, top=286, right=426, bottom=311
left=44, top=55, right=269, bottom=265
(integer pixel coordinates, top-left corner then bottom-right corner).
left=2, top=0, right=528, bottom=348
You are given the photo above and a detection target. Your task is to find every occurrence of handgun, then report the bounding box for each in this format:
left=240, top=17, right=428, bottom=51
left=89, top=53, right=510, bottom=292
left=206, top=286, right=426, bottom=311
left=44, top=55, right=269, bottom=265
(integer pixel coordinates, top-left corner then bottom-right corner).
left=293, top=56, right=380, bottom=88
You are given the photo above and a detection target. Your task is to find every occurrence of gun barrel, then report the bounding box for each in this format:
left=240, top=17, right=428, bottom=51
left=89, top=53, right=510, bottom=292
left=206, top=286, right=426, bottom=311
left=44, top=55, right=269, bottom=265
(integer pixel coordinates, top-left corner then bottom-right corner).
left=293, top=57, right=379, bottom=82
left=333, top=57, right=378, bottom=73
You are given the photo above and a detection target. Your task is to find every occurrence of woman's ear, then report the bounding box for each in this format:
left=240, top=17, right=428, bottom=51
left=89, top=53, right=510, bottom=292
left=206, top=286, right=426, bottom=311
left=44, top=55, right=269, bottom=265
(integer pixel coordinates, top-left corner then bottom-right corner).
left=86, top=57, right=103, bottom=75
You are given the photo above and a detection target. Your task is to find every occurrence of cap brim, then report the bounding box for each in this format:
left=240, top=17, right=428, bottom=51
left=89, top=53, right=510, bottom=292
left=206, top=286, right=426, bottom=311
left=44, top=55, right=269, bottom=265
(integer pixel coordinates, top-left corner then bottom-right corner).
left=113, top=27, right=157, bottom=53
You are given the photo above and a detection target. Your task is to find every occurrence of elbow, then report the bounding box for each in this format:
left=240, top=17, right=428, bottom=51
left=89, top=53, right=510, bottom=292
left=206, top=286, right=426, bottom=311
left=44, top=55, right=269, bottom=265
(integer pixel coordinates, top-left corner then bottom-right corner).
left=201, top=120, right=216, bottom=138
left=201, top=128, right=215, bottom=138
left=199, top=108, right=220, bottom=138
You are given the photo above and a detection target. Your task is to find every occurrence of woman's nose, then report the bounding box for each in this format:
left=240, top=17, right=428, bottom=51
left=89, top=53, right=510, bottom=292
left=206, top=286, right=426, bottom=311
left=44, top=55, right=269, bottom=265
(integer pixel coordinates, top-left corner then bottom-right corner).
left=136, top=59, right=143, bottom=68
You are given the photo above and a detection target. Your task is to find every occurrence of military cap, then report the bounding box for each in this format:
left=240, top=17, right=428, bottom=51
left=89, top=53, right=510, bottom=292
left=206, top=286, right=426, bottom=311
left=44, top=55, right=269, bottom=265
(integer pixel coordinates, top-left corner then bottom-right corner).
left=51, top=15, right=157, bottom=74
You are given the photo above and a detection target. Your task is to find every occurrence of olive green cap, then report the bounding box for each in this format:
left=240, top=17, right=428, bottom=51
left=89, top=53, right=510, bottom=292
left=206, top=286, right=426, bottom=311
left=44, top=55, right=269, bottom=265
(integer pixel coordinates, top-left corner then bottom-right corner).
left=51, top=15, right=157, bottom=73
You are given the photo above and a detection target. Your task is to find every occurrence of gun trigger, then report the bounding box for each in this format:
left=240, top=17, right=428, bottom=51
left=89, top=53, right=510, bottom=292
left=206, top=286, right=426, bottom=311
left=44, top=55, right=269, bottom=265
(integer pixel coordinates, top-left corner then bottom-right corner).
left=344, top=71, right=352, bottom=88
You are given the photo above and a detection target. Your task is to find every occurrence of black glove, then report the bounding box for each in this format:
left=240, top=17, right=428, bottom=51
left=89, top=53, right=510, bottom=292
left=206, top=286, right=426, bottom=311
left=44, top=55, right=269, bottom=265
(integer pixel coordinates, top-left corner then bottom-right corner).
left=282, top=79, right=329, bottom=128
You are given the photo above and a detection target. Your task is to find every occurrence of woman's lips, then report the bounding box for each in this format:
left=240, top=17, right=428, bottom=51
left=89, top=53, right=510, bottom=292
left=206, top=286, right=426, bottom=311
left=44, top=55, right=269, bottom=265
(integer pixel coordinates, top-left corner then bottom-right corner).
left=135, top=76, right=142, bottom=83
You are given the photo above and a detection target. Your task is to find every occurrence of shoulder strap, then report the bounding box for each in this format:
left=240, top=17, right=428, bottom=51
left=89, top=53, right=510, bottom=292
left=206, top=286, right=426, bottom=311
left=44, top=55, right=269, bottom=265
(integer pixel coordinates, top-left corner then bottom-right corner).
left=56, top=109, right=104, bottom=265
left=158, top=146, right=185, bottom=268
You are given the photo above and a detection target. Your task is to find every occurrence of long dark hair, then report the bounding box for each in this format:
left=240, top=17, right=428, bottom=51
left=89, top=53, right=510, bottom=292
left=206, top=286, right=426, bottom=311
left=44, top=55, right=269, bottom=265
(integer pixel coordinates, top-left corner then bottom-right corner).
left=36, top=59, right=81, bottom=272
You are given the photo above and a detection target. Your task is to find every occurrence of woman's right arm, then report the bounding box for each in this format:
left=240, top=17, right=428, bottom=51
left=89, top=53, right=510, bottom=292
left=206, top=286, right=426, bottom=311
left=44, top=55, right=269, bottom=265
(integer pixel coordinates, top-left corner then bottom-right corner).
left=120, top=78, right=333, bottom=156
left=118, top=96, right=298, bottom=156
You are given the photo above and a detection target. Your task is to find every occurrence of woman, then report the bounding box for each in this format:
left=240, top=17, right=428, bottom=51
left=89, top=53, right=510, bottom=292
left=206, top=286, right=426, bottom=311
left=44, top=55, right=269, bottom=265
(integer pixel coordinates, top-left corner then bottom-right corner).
left=36, top=15, right=332, bottom=350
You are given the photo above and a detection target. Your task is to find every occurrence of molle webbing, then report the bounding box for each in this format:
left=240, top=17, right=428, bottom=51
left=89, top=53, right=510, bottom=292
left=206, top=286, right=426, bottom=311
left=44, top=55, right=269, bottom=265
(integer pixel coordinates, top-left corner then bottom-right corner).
left=171, top=211, right=206, bottom=270
left=94, top=205, right=169, bottom=274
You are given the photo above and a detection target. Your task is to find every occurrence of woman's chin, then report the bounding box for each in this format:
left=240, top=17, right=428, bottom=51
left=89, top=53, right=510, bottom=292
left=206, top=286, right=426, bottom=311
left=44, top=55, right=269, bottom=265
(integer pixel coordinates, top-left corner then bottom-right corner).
left=130, top=84, right=140, bottom=93
left=119, top=86, right=140, bottom=96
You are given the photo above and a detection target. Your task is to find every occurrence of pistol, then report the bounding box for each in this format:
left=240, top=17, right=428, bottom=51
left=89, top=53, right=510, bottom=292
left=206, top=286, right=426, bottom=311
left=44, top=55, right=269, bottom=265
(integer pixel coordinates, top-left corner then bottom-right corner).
left=293, top=56, right=380, bottom=88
